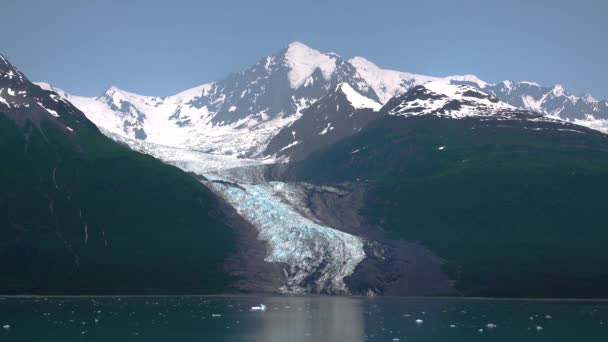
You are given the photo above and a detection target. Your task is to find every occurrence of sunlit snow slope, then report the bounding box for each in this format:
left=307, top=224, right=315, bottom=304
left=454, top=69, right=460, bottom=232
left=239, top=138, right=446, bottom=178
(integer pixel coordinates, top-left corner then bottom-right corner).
left=41, top=41, right=595, bottom=161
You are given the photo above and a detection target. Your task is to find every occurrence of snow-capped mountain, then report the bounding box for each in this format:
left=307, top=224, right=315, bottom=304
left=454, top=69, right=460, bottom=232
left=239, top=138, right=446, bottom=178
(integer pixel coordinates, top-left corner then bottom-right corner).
left=36, top=41, right=608, bottom=163
left=482, top=81, right=608, bottom=130
left=266, top=81, right=573, bottom=161
left=385, top=82, right=542, bottom=120
left=0, top=54, right=89, bottom=132
left=38, top=42, right=379, bottom=159
left=349, top=56, right=488, bottom=104
left=349, top=57, right=608, bottom=128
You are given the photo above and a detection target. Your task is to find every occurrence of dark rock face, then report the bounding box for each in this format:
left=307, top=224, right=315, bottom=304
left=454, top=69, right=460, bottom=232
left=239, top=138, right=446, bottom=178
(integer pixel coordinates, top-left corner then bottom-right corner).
left=274, top=181, right=452, bottom=296
left=264, top=85, right=381, bottom=161
left=182, top=44, right=377, bottom=127
left=0, top=54, right=91, bottom=131
left=345, top=240, right=451, bottom=296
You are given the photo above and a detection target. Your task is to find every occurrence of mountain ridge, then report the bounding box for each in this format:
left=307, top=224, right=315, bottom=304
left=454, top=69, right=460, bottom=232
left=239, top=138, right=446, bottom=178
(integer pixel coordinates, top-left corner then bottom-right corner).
left=27, top=42, right=608, bottom=164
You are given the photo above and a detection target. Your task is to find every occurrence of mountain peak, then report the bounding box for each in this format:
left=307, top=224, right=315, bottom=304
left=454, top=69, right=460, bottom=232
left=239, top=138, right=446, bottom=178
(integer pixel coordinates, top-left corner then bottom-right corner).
left=423, top=82, right=509, bottom=108
left=519, top=81, right=540, bottom=87
left=104, top=85, right=122, bottom=96
left=386, top=81, right=517, bottom=119
left=286, top=41, right=314, bottom=51
left=585, top=94, right=598, bottom=103
left=101, top=85, right=145, bottom=102
left=552, top=84, right=566, bottom=97
left=283, top=41, right=339, bottom=89
left=34, top=81, right=69, bottom=99
left=0, top=53, right=26, bottom=83
left=348, top=56, right=381, bottom=72
left=446, top=74, right=488, bottom=88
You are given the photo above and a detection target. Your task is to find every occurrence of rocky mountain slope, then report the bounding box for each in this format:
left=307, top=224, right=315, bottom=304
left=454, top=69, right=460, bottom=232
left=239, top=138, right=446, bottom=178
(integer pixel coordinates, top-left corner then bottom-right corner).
left=0, top=53, right=282, bottom=294
left=285, top=90, right=608, bottom=297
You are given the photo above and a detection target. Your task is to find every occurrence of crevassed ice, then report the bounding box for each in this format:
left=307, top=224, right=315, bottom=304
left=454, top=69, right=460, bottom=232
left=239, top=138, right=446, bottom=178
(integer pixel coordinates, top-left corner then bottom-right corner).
left=207, top=180, right=366, bottom=294
left=95, top=129, right=367, bottom=294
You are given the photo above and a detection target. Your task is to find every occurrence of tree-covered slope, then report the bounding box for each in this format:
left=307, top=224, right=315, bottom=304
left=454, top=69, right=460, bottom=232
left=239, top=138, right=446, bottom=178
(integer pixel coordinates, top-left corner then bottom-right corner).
left=0, top=55, right=239, bottom=294
left=291, top=115, right=608, bottom=298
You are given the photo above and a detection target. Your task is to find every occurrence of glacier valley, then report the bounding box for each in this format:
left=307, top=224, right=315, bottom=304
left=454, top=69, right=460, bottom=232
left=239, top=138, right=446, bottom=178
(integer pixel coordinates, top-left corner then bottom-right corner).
left=108, top=131, right=368, bottom=294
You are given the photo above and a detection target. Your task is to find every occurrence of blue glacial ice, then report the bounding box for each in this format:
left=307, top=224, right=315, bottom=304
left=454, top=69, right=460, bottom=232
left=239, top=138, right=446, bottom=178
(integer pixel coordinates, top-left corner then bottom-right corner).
left=207, top=180, right=366, bottom=294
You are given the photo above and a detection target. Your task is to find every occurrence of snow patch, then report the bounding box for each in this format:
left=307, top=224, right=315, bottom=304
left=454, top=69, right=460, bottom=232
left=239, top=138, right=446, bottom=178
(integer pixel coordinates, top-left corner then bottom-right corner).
left=36, top=102, right=60, bottom=117
left=0, top=89, right=10, bottom=108
left=338, top=83, right=381, bottom=110
left=318, top=123, right=333, bottom=135
left=389, top=82, right=516, bottom=119
left=521, top=95, right=543, bottom=113
left=280, top=140, right=301, bottom=151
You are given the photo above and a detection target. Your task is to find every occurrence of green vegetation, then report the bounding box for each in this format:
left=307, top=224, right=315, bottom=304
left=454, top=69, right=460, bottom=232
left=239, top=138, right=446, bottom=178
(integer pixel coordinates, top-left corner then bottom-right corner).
left=0, top=113, right=237, bottom=294
left=295, top=116, right=608, bottom=298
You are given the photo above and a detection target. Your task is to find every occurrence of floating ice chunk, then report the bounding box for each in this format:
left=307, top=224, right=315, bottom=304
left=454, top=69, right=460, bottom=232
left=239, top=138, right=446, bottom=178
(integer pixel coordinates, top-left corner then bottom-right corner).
left=535, top=325, right=543, bottom=331
left=251, top=304, right=267, bottom=312
left=2, top=324, right=9, bottom=330
left=545, top=315, right=552, bottom=319
left=211, top=314, right=222, bottom=318
left=478, top=328, right=484, bottom=333
left=450, top=324, right=456, bottom=328
left=437, top=146, right=446, bottom=150
left=486, top=323, right=497, bottom=329
left=392, top=338, right=400, bottom=341
left=415, top=319, right=423, bottom=325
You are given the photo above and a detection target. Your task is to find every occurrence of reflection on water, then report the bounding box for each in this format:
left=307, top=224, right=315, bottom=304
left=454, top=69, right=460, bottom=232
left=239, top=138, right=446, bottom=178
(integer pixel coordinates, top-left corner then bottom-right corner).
left=1, top=295, right=608, bottom=341
left=256, top=296, right=364, bottom=341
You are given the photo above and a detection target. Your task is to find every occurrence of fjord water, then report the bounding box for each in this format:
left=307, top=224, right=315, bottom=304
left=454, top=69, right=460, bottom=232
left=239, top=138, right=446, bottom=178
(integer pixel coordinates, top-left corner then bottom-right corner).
left=1, top=296, right=607, bottom=341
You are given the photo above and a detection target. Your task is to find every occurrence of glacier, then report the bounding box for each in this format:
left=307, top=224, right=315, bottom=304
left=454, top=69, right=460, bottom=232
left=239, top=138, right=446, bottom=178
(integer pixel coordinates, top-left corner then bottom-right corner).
left=102, top=131, right=367, bottom=294
left=207, top=180, right=365, bottom=294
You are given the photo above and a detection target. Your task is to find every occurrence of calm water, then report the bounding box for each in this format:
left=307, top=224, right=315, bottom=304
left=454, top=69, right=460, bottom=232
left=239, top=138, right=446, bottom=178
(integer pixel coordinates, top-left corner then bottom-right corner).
left=0, top=295, right=607, bottom=341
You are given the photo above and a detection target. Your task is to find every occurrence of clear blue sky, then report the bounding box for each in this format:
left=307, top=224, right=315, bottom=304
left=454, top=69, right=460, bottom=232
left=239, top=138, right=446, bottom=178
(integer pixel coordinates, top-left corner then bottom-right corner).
left=1, top=0, right=606, bottom=98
